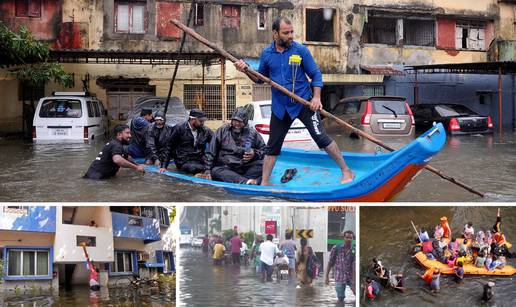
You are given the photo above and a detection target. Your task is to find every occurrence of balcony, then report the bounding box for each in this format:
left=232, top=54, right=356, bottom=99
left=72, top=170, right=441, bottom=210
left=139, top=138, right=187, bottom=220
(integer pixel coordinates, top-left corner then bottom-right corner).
left=0, top=206, right=56, bottom=233
left=111, top=212, right=161, bottom=243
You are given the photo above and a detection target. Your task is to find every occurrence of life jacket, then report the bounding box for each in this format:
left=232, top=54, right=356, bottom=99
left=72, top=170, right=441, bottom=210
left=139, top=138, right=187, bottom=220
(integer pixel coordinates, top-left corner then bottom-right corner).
left=421, top=268, right=434, bottom=283
left=493, top=233, right=506, bottom=245
left=442, top=221, right=451, bottom=238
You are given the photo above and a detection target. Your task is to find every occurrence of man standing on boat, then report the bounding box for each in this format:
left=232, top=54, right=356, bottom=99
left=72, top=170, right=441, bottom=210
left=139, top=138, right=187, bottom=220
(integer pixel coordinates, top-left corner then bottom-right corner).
left=204, top=107, right=266, bottom=185
left=234, top=16, right=354, bottom=186
left=162, top=109, right=213, bottom=175
left=83, top=124, right=145, bottom=179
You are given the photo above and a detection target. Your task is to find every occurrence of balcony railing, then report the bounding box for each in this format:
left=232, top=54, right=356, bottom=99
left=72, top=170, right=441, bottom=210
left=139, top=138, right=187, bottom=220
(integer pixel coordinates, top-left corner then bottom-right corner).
left=111, top=212, right=161, bottom=243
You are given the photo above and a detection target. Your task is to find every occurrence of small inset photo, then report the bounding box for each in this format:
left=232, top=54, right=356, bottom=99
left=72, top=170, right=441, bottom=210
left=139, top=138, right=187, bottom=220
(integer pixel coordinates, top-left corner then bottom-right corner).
left=360, top=206, right=515, bottom=306
left=0, top=205, right=176, bottom=306
left=179, top=205, right=356, bottom=306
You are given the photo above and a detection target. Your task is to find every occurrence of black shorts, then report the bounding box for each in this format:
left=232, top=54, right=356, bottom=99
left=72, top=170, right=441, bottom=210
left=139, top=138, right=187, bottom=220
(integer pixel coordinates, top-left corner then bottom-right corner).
left=265, top=105, right=333, bottom=156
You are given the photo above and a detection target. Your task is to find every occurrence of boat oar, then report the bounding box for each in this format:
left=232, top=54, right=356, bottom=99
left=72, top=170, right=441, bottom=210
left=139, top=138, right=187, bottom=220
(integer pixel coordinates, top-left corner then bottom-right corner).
left=411, top=220, right=422, bottom=243
left=170, top=19, right=484, bottom=198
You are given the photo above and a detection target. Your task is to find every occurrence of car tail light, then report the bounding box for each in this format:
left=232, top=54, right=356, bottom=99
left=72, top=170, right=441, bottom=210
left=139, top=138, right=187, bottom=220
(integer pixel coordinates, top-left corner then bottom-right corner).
left=449, top=118, right=461, bottom=131
left=83, top=127, right=89, bottom=139
left=361, top=101, right=372, bottom=125
left=405, top=102, right=415, bottom=125
left=32, top=126, right=36, bottom=139
left=255, top=124, right=270, bottom=135
left=487, top=116, right=493, bottom=129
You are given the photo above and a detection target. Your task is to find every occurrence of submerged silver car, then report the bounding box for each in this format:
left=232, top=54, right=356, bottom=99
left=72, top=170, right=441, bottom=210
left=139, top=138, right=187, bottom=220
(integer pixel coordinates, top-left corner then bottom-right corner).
left=323, top=96, right=415, bottom=139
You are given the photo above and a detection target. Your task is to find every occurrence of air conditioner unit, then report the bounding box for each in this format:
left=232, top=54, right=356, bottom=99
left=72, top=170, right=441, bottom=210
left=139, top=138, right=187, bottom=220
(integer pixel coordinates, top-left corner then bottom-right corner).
left=137, top=251, right=150, bottom=262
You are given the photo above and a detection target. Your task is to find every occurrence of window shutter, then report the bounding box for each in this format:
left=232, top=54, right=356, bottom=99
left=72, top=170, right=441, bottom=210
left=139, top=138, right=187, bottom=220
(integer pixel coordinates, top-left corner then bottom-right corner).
left=28, top=0, right=41, bottom=17
left=16, top=0, right=29, bottom=17
left=117, top=4, right=130, bottom=32
left=131, top=5, right=145, bottom=33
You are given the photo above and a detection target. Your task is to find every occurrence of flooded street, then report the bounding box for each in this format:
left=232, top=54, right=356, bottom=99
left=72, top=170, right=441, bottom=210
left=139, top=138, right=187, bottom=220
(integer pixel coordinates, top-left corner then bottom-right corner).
left=1, top=284, right=175, bottom=306
left=179, top=247, right=354, bottom=306
left=0, top=130, right=515, bottom=201
left=360, top=206, right=516, bottom=306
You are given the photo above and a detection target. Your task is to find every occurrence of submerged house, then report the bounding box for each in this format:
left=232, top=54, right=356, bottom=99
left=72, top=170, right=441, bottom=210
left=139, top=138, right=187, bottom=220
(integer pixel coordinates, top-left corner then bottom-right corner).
left=0, top=205, right=174, bottom=294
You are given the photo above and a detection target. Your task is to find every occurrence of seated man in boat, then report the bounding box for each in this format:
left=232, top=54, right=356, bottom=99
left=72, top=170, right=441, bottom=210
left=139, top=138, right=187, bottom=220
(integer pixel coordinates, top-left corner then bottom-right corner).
left=364, top=277, right=380, bottom=301
left=204, top=107, right=266, bottom=185
left=83, top=125, right=145, bottom=179
left=127, top=108, right=153, bottom=158
left=145, top=111, right=174, bottom=170
left=234, top=16, right=354, bottom=186
left=162, top=109, right=213, bottom=175
left=463, top=222, right=475, bottom=240
left=419, top=228, right=430, bottom=242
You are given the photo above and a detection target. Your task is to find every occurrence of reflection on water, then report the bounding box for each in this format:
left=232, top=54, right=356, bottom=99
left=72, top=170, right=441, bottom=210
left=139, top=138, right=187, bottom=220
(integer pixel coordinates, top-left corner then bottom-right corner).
left=1, top=283, right=175, bottom=306
left=179, top=247, right=355, bottom=306
left=360, top=206, right=516, bottom=306
left=0, top=131, right=515, bottom=201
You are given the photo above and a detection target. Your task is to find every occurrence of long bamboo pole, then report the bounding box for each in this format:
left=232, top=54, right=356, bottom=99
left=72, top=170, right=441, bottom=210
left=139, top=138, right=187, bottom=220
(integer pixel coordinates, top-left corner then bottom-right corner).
left=170, top=19, right=485, bottom=198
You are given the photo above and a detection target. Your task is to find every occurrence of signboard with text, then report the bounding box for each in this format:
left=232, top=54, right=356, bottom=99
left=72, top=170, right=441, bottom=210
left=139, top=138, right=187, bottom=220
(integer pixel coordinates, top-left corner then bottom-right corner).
left=265, top=220, right=277, bottom=235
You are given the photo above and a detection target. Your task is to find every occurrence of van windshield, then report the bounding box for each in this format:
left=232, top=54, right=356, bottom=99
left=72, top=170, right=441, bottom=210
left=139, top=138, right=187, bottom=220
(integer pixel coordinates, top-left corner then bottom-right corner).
left=372, top=100, right=407, bottom=115
left=39, top=99, right=82, bottom=118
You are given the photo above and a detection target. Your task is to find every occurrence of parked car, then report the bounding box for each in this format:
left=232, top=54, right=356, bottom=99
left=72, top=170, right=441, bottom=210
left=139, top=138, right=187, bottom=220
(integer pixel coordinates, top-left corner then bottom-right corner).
left=126, top=96, right=189, bottom=128
left=190, top=236, right=204, bottom=248
left=242, top=100, right=314, bottom=146
left=412, top=103, right=493, bottom=135
left=323, top=96, right=415, bottom=139
left=33, top=91, right=108, bottom=142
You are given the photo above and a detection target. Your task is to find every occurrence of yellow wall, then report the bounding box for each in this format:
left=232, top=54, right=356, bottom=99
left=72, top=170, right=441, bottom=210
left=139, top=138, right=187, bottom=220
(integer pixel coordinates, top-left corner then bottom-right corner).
left=362, top=46, right=488, bottom=65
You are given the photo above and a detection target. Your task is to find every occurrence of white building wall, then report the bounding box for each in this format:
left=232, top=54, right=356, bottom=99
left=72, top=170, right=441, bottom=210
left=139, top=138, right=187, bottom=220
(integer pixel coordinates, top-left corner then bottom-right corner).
left=54, top=206, right=114, bottom=263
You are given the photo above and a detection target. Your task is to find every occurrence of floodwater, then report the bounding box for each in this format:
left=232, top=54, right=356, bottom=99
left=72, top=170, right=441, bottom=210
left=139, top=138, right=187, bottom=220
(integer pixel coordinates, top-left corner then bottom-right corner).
left=179, top=246, right=355, bottom=306
left=1, top=283, right=175, bottom=306
left=0, top=130, right=515, bottom=201
left=360, top=206, right=516, bottom=306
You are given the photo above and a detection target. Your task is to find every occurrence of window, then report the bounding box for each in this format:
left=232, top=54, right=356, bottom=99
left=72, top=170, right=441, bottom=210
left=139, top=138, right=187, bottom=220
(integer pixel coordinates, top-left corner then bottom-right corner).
left=158, top=207, right=169, bottom=226
left=222, top=5, right=240, bottom=28
left=113, top=251, right=133, bottom=273
left=372, top=100, right=408, bottom=115
left=305, top=8, right=337, bottom=43
left=87, top=101, right=95, bottom=117
left=93, top=101, right=101, bottom=117
left=363, top=17, right=397, bottom=45
left=163, top=251, right=174, bottom=272
left=257, top=7, right=267, bottom=30
left=183, top=84, right=236, bottom=120
left=15, top=0, right=41, bottom=18
left=404, top=19, right=435, bottom=46
left=115, top=2, right=146, bottom=34
left=332, top=101, right=361, bottom=115
left=39, top=99, right=82, bottom=118
left=456, top=21, right=485, bottom=50
left=363, top=85, right=385, bottom=96
left=7, top=250, right=49, bottom=277
left=194, top=3, right=204, bottom=26
left=77, top=236, right=96, bottom=247
left=141, top=206, right=156, bottom=219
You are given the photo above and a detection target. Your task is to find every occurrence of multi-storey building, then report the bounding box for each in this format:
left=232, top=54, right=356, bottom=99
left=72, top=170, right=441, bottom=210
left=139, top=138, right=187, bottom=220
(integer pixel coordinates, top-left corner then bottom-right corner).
left=1, top=0, right=515, bottom=134
left=0, top=205, right=175, bottom=294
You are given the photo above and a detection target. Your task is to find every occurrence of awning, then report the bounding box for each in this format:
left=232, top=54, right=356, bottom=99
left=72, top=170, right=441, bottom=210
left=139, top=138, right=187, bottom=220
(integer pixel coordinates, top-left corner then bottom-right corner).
left=361, top=64, right=405, bottom=76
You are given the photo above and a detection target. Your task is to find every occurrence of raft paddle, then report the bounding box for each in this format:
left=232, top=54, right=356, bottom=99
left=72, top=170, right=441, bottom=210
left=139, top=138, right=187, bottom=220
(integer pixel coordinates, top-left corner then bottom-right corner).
left=170, top=19, right=484, bottom=198
left=411, top=220, right=422, bottom=243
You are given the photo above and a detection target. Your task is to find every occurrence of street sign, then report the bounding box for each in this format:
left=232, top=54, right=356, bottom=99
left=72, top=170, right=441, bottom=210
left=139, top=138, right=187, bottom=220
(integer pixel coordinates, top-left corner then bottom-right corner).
left=296, top=229, right=314, bottom=239
left=265, top=220, right=277, bottom=235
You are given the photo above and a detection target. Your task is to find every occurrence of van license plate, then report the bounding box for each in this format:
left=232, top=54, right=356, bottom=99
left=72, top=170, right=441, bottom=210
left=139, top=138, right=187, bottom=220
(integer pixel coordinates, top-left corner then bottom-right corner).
left=53, top=129, right=68, bottom=136
left=383, top=123, right=401, bottom=129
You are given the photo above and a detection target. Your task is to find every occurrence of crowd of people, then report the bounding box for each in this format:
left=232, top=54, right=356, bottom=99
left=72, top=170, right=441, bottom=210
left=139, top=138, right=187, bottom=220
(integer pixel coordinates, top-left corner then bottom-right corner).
left=363, top=209, right=511, bottom=302
left=199, top=230, right=355, bottom=304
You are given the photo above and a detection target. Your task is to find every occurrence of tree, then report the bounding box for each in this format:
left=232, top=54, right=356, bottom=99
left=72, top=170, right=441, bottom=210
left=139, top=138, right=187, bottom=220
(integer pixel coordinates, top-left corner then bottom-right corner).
left=0, top=24, right=73, bottom=138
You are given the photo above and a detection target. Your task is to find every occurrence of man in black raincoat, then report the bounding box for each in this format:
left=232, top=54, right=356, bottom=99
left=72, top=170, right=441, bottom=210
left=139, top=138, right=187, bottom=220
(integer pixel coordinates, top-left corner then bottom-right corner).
left=205, top=107, right=266, bottom=184
left=145, top=111, right=173, bottom=168
left=163, top=109, right=213, bottom=175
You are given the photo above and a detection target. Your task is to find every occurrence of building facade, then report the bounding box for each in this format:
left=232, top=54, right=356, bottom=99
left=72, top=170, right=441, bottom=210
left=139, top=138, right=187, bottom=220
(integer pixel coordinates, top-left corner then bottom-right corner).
left=0, top=205, right=175, bottom=296
left=2, top=0, right=516, bottom=134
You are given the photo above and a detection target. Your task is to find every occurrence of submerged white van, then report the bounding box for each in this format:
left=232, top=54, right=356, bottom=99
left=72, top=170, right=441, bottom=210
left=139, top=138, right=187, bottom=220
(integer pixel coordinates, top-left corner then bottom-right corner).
left=33, top=92, right=108, bottom=142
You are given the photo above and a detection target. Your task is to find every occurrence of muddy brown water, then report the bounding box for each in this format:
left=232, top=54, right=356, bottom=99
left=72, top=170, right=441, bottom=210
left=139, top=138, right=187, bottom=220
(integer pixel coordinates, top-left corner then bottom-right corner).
left=0, top=131, right=515, bottom=201
left=179, top=246, right=355, bottom=306
left=360, top=206, right=516, bottom=306
left=1, top=283, right=175, bottom=306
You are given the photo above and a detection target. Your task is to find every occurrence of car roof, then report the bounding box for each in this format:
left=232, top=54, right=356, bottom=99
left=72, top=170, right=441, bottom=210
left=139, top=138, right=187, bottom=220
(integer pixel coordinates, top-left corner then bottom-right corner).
left=338, top=96, right=407, bottom=104
left=250, top=100, right=272, bottom=105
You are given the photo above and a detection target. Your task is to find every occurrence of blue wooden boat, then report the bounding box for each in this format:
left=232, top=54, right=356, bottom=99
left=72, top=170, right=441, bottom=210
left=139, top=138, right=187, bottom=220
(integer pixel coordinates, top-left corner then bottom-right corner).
left=142, top=123, right=446, bottom=201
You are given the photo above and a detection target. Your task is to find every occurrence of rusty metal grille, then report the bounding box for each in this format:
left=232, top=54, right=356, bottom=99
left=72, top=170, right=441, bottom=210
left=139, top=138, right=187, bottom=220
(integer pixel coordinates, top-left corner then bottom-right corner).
left=252, top=84, right=271, bottom=101
left=404, top=19, right=435, bottom=47
left=363, top=17, right=397, bottom=45
left=183, top=84, right=236, bottom=120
